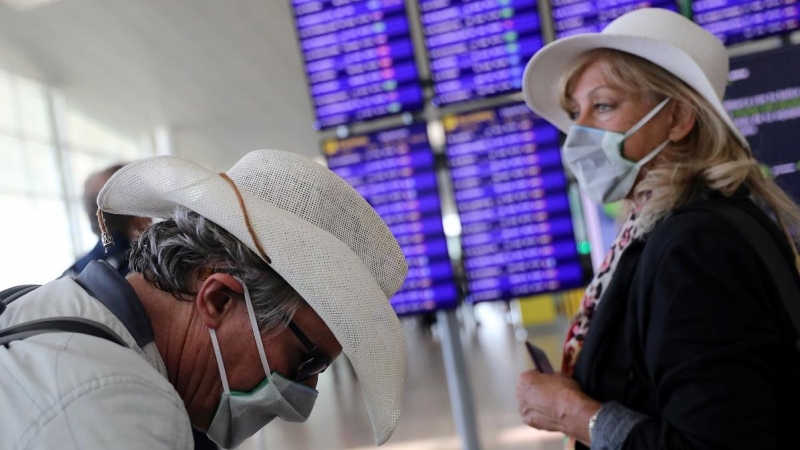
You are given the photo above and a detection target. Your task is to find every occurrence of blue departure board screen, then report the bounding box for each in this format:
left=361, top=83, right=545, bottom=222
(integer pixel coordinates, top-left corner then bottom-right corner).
left=292, top=0, right=424, bottom=129
left=418, top=0, right=546, bottom=106
left=444, top=103, right=584, bottom=303
left=323, top=124, right=459, bottom=314
left=552, top=0, right=680, bottom=38
left=725, top=45, right=800, bottom=202
left=692, top=0, right=800, bottom=45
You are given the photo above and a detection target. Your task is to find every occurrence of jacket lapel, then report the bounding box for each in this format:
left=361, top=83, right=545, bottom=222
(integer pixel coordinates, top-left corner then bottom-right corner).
left=573, top=240, right=645, bottom=396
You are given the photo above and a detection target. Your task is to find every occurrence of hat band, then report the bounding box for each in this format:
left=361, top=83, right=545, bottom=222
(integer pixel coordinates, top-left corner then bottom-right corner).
left=219, top=172, right=272, bottom=265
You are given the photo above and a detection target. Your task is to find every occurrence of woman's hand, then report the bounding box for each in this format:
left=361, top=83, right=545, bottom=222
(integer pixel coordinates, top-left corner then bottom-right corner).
left=516, top=370, right=601, bottom=445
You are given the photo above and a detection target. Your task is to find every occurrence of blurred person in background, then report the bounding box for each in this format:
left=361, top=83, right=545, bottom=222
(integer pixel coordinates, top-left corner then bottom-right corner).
left=62, top=163, right=150, bottom=278
left=515, top=9, right=800, bottom=449
left=0, top=150, right=408, bottom=450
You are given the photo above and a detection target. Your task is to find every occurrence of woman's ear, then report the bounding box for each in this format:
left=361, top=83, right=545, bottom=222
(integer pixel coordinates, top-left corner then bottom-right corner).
left=668, top=99, right=697, bottom=142
left=195, top=273, right=243, bottom=330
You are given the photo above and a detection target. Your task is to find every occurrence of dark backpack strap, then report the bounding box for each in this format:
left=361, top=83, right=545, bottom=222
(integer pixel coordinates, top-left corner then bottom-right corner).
left=0, top=285, right=128, bottom=348
left=701, top=201, right=800, bottom=354
left=0, top=285, right=40, bottom=315
left=0, top=317, right=127, bottom=348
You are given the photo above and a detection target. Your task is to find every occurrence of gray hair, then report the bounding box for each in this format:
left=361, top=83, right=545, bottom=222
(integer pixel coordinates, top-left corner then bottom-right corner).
left=128, top=207, right=304, bottom=333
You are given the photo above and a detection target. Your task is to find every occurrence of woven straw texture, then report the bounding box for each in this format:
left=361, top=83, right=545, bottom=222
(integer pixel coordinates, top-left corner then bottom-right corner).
left=98, top=150, right=408, bottom=445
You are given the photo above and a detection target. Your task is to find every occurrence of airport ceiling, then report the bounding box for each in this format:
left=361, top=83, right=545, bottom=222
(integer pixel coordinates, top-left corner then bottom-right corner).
left=0, top=0, right=323, bottom=167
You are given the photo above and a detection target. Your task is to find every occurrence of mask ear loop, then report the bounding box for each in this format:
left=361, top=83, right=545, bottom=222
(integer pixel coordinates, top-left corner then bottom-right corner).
left=623, top=98, right=673, bottom=170
left=635, top=139, right=671, bottom=168
left=623, top=97, right=672, bottom=139
left=236, top=277, right=272, bottom=377
left=209, top=329, right=230, bottom=394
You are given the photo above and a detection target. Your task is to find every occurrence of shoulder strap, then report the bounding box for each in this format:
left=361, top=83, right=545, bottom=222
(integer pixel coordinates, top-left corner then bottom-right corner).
left=0, top=317, right=127, bottom=348
left=701, top=201, right=800, bottom=353
left=0, top=285, right=40, bottom=315
left=1, top=285, right=127, bottom=348
left=0, top=285, right=40, bottom=301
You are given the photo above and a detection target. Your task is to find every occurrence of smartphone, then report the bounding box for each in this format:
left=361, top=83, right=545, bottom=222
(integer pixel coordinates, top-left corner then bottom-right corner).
left=525, top=341, right=555, bottom=374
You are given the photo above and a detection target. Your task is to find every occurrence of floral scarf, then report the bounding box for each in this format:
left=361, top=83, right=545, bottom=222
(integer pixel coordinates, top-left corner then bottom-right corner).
left=562, top=208, right=641, bottom=377
left=562, top=207, right=642, bottom=450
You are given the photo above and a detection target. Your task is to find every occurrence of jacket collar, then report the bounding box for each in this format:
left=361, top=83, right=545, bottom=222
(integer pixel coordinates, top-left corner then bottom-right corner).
left=74, top=260, right=155, bottom=349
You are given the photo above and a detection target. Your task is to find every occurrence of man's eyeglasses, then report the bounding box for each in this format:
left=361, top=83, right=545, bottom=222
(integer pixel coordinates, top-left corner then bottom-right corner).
left=195, top=269, right=330, bottom=381
left=286, top=321, right=331, bottom=382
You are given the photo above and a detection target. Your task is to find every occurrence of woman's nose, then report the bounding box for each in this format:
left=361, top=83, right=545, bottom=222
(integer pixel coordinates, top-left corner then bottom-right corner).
left=572, top=108, right=591, bottom=127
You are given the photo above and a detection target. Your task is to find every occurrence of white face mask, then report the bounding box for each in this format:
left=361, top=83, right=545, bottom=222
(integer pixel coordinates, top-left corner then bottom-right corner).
left=562, top=98, right=671, bottom=204
left=205, top=279, right=318, bottom=449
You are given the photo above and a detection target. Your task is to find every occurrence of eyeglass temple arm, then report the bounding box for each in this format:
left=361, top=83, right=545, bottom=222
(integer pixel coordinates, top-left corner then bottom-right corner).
left=286, top=320, right=318, bottom=352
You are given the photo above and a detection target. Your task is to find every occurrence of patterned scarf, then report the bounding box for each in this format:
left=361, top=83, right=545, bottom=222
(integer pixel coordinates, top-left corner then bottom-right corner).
left=562, top=207, right=642, bottom=449
left=563, top=209, right=641, bottom=376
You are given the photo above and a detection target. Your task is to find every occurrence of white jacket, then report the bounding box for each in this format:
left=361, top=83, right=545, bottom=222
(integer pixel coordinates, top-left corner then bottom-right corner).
left=0, top=262, right=193, bottom=450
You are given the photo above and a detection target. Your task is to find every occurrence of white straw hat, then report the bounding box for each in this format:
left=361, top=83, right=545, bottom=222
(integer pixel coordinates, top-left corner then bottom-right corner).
left=97, top=150, right=408, bottom=445
left=522, top=8, right=748, bottom=148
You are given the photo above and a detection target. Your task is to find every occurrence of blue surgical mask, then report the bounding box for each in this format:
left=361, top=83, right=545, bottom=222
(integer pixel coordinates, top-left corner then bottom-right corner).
left=562, top=98, right=671, bottom=204
left=205, top=279, right=318, bottom=449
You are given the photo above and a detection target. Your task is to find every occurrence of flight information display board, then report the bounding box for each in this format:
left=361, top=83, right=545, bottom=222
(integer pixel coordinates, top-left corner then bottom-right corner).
left=692, top=0, right=800, bottom=45
left=443, top=103, right=584, bottom=303
left=292, top=0, right=424, bottom=129
left=550, top=0, right=680, bottom=39
left=551, top=0, right=680, bottom=38
left=323, top=124, right=458, bottom=314
left=725, top=45, right=800, bottom=202
left=418, top=0, right=546, bottom=106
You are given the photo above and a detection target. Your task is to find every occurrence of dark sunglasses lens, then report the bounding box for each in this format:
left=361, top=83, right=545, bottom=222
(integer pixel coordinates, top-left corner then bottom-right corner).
left=296, top=357, right=329, bottom=381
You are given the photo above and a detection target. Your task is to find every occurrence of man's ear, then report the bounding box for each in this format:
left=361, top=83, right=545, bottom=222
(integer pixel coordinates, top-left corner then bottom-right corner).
left=195, top=273, right=243, bottom=330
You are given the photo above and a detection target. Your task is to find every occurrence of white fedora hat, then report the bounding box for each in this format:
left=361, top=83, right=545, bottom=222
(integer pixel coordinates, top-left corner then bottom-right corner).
left=97, top=150, right=408, bottom=445
left=523, top=8, right=748, bottom=148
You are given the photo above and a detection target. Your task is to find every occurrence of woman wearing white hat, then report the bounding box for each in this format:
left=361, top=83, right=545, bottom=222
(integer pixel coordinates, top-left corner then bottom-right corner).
left=515, top=8, right=800, bottom=449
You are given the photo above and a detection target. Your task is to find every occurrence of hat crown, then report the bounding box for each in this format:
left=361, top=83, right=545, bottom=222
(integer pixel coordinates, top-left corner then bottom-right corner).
left=521, top=7, right=749, bottom=149
left=226, top=150, right=407, bottom=300
left=602, top=8, right=729, bottom=99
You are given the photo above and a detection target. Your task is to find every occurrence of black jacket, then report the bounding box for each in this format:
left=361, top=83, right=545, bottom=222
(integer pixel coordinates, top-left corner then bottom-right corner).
left=574, top=192, right=800, bottom=449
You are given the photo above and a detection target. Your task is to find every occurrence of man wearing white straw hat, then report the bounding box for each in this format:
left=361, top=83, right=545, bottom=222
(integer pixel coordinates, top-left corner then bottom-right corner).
left=0, top=150, right=408, bottom=449
left=515, top=7, right=800, bottom=450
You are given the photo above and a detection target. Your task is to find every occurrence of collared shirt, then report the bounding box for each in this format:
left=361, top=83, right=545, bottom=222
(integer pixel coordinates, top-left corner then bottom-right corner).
left=62, top=233, right=132, bottom=279
left=73, top=260, right=155, bottom=348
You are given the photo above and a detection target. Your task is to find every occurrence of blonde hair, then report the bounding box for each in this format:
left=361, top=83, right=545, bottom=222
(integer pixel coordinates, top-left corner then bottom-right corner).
left=559, top=49, right=800, bottom=265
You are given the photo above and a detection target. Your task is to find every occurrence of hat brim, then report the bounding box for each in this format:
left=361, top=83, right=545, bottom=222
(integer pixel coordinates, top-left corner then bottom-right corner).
left=98, top=156, right=405, bottom=445
left=522, top=34, right=748, bottom=147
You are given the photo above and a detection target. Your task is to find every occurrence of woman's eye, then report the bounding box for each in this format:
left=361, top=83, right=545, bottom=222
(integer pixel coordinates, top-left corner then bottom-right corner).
left=594, top=103, right=613, bottom=113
